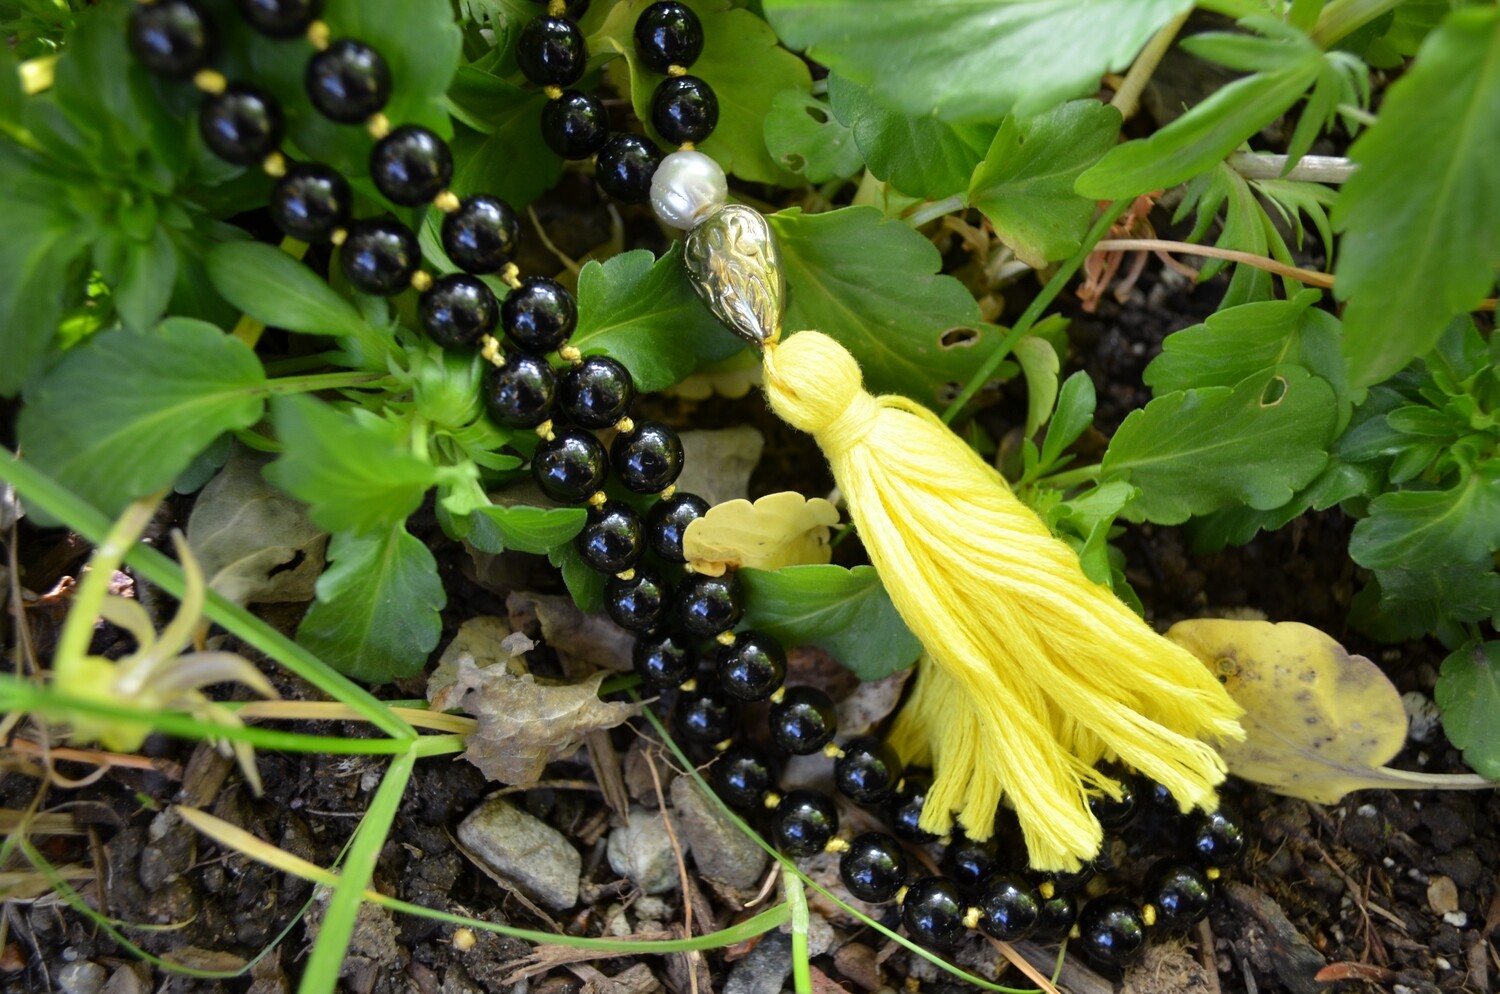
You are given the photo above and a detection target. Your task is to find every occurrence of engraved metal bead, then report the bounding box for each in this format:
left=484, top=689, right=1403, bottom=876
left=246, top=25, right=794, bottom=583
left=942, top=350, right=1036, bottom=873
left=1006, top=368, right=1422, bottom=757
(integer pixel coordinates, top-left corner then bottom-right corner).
left=682, top=203, right=784, bottom=347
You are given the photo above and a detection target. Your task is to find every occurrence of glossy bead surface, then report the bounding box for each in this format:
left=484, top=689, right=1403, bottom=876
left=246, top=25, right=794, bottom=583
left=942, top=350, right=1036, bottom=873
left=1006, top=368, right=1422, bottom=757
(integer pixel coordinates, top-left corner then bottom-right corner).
left=199, top=84, right=283, bottom=166
left=1188, top=807, right=1245, bottom=867
left=943, top=833, right=1001, bottom=893
left=1076, top=897, right=1147, bottom=968
left=517, top=15, right=585, bottom=87
left=834, top=737, right=903, bottom=805
left=238, top=0, right=321, bottom=38
left=271, top=163, right=351, bottom=243
left=769, top=686, right=836, bottom=755
left=676, top=572, right=742, bottom=636
left=649, top=149, right=727, bottom=230
left=839, top=832, right=907, bottom=903
left=442, top=195, right=520, bottom=273
left=890, top=774, right=938, bottom=844
left=1144, top=861, right=1212, bottom=929
left=1032, top=892, right=1079, bottom=943
left=420, top=274, right=497, bottom=349
left=128, top=0, right=215, bottom=78
left=541, top=91, right=609, bottom=159
left=651, top=75, right=718, bottom=145
left=634, top=1, right=703, bottom=73
left=483, top=354, right=556, bottom=429
left=502, top=277, right=577, bottom=354
left=975, top=874, right=1040, bottom=941
left=596, top=134, right=661, bottom=204
left=532, top=426, right=608, bottom=504
left=306, top=40, right=390, bottom=124
left=612, top=421, right=683, bottom=494
left=901, top=876, right=966, bottom=948
left=645, top=492, right=708, bottom=561
left=633, top=632, right=696, bottom=689
left=1088, top=773, right=1139, bottom=830
left=340, top=217, right=419, bottom=296
left=715, top=746, right=773, bottom=808
left=772, top=790, right=838, bottom=857
left=1041, top=863, right=1095, bottom=896
left=604, top=564, right=671, bottom=631
left=558, top=356, right=635, bottom=428
left=676, top=684, right=736, bottom=744
left=371, top=125, right=453, bottom=206
left=577, top=501, right=642, bottom=574
left=718, top=631, right=786, bottom=702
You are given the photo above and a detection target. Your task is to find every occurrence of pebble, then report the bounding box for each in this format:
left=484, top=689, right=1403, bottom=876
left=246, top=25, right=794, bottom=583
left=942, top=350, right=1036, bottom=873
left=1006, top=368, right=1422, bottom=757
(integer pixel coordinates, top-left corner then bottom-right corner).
left=607, top=808, right=679, bottom=894
left=457, top=795, right=582, bottom=910
left=1443, top=911, right=1468, bottom=928
left=1427, top=875, right=1459, bottom=915
left=723, top=930, right=792, bottom=994
left=57, top=962, right=106, bottom=994
left=669, top=777, right=768, bottom=890
left=1402, top=691, right=1442, bottom=743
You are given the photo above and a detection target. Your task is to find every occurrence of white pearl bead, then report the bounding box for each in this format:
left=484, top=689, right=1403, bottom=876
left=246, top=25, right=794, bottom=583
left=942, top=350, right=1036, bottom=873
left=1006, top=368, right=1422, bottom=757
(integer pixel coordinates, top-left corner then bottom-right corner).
left=650, top=150, right=728, bottom=230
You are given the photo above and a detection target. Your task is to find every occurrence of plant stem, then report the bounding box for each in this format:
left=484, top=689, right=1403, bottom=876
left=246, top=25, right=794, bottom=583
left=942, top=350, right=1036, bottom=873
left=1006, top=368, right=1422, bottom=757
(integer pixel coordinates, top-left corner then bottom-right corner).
left=1111, top=10, right=1190, bottom=121
left=903, top=194, right=966, bottom=229
left=1227, top=152, right=1356, bottom=184
left=1038, top=464, right=1102, bottom=490
left=1092, top=238, right=1335, bottom=288
left=786, top=872, right=813, bottom=994
left=52, top=495, right=160, bottom=686
left=262, top=370, right=391, bottom=395
left=1312, top=0, right=1404, bottom=48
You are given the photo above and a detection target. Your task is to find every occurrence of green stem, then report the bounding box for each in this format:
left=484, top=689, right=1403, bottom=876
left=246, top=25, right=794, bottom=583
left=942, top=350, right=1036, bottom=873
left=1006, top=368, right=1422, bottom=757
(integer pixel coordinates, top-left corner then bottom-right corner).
left=1038, top=464, right=1102, bottom=490
left=787, top=871, right=813, bottom=994
left=1311, top=0, right=1404, bottom=48
left=903, top=194, right=966, bottom=229
left=941, top=199, right=1132, bottom=424
left=1192, top=0, right=1267, bottom=18
left=1111, top=10, right=1190, bottom=121
left=52, top=495, right=160, bottom=685
left=262, top=371, right=391, bottom=395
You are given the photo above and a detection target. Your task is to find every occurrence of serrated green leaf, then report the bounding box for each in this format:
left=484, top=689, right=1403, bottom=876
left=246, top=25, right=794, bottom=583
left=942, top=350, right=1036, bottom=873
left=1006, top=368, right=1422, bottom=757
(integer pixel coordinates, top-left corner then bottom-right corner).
left=1174, top=164, right=1274, bottom=306
left=264, top=396, right=445, bottom=536
left=1188, top=457, right=1379, bottom=552
left=18, top=319, right=266, bottom=516
left=1348, top=463, right=1500, bottom=571
left=763, top=88, right=864, bottom=183
left=968, top=100, right=1120, bottom=267
left=1103, top=365, right=1337, bottom=524
left=1333, top=6, right=1500, bottom=390
left=739, top=564, right=920, bottom=681
left=207, top=242, right=370, bottom=342
left=445, top=68, right=562, bottom=209
left=1434, top=640, right=1500, bottom=779
left=468, top=504, right=587, bottom=555
left=598, top=0, right=810, bottom=185
left=1039, top=371, right=1096, bottom=471
left=767, top=206, right=991, bottom=408
left=827, top=73, right=995, bottom=200
left=298, top=524, right=445, bottom=683
left=1047, top=480, right=1137, bottom=585
left=549, top=541, right=606, bottom=614
left=1351, top=563, right=1500, bottom=643
left=571, top=246, right=743, bottom=392
left=766, top=0, right=1192, bottom=123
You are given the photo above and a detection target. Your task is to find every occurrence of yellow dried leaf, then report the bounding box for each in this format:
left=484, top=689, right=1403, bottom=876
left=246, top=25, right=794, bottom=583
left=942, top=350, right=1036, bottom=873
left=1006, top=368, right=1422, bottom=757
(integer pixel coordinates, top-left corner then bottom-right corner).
left=683, top=491, right=841, bottom=577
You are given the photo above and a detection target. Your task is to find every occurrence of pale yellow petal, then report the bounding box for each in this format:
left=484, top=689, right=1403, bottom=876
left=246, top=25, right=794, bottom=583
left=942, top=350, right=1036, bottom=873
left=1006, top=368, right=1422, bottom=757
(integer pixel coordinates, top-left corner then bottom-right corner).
left=683, top=491, right=840, bottom=576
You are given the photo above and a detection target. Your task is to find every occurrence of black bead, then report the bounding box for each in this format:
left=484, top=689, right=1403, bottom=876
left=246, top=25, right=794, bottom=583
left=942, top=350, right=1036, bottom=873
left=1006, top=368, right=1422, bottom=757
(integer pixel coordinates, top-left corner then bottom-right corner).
left=420, top=274, right=498, bottom=349
left=604, top=564, right=672, bottom=631
left=715, top=745, right=774, bottom=808
left=975, top=873, right=1040, bottom=941
left=676, top=571, right=742, bottom=637
left=718, top=631, right=786, bottom=702
left=558, top=356, right=634, bottom=428
left=596, top=133, right=662, bottom=204
left=532, top=426, right=608, bottom=504
left=502, top=277, right=577, bottom=354
left=306, top=39, right=390, bottom=124
left=483, top=354, right=556, bottom=429
left=1145, top=778, right=1182, bottom=812
left=901, top=876, right=966, bottom=948
left=370, top=125, right=453, bottom=206
left=517, top=16, right=586, bottom=87
left=651, top=75, right=718, bottom=145
left=270, top=162, right=351, bottom=243
left=198, top=84, right=283, bottom=166
left=237, top=0, right=321, bottom=39
left=645, top=492, right=707, bottom=562
left=541, top=91, right=609, bottom=160
left=633, top=631, right=697, bottom=689
left=442, top=195, right=520, bottom=274
left=943, top=832, right=1001, bottom=893
left=839, top=832, right=907, bottom=904
left=340, top=217, right=419, bottom=296
left=577, top=501, right=642, bottom=574
left=889, top=773, right=938, bottom=844
left=1144, top=861, right=1212, bottom=930
left=128, top=0, right=215, bottom=78
left=1040, top=862, right=1095, bottom=896
left=1076, top=897, right=1147, bottom=968
left=1032, top=892, right=1079, bottom=943
left=769, top=686, right=836, bottom=755
left=835, top=737, right=903, bottom=806
left=772, top=789, right=838, bottom=857
left=676, top=684, right=736, bottom=744
left=1188, top=807, right=1245, bottom=867
left=612, top=421, right=683, bottom=494
left=1088, top=772, right=1140, bottom=830
left=634, top=1, right=704, bottom=73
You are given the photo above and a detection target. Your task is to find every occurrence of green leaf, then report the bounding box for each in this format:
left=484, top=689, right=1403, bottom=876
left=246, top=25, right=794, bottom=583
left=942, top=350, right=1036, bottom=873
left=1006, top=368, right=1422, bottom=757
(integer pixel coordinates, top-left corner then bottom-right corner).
left=1187, top=457, right=1379, bottom=552
left=1332, top=6, right=1500, bottom=390
left=467, top=504, right=587, bottom=555
left=968, top=100, right=1120, bottom=266
left=571, top=246, right=744, bottom=392
left=765, top=0, right=1192, bottom=123
left=1046, top=480, right=1138, bottom=585
left=207, top=242, right=370, bottom=342
left=1351, top=563, right=1500, bottom=643
left=827, top=73, right=995, bottom=200
left=264, top=396, right=446, bottom=536
left=549, top=541, right=606, bottom=614
left=1434, top=641, right=1500, bottom=780
left=768, top=206, right=991, bottom=408
left=114, top=228, right=176, bottom=332
left=1102, top=365, right=1338, bottom=524
left=763, top=88, right=865, bottom=183
left=445, top=68, right=562, bottom=209
left=739, top=564, right=920, bottom=681
left=1348, top=463, right=1500, bottom=572
left=598, top=0, right=811, bottom=184
left=1039, top=371, right=1096, bottom=471
left=1012, top=336, right=1059, bottom=438
left=298, top=524, right=445, bottom=684
left=18, top=319, right=266, bottom=516
left=1173, top=164, right=1275, bottom=307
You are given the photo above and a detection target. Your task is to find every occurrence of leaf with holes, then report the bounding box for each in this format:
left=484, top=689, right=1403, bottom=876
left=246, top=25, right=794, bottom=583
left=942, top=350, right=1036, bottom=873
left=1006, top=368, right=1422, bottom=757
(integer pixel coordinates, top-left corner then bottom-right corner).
left=763, top=88, right=864, bottom=183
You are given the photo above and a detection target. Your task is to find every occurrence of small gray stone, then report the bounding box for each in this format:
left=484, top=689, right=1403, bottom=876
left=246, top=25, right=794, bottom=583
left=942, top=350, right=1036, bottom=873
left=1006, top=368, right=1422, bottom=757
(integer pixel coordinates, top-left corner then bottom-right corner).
left=458, top=795, right=582, bottom=910
left=723, top=930, right=792, bottom=994
left=670, top=777, right=768, bottom=890
left=57, top=962, right=106, bottom=994
left=607, top=808, right=679, bottom=894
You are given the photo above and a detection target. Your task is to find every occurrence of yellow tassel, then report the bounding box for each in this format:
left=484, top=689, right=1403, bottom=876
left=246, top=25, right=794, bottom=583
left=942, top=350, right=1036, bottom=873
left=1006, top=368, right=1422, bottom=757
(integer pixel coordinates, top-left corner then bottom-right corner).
left=760, top=331, right=1245, bottom=871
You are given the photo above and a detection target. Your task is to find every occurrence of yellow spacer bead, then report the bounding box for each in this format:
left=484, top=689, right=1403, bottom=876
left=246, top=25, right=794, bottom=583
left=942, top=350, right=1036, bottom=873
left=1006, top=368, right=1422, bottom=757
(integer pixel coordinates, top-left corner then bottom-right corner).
left=667, top=65, right=688, bottom=77
left=715, top=631, right=737, bottom=647
left=547, top=0, right=566, bottom=14
left=614, top=416, right=635, bottom=435
left=262, top=151, right=288, bottom=178
left=616, top=568, right=636, bottom=582
left=822, top=743, right=845, bottom=760
left=410, top=270, right=433, bottom=292
left=1038, top=880, right=1056, bottom=900
left=678, top=678, right=698, bottom=693
left=894, top=885, right=909, bottom=905
left=588, top=491, right=608, bottom=507
left=433, top=190, right=461, bottom=213
left=306, top=20, right=331, bottom=51
left=367, top=113, right=391, bottom=140
left=659, top=484, right=676, bottom=500
left=713, top=738, right=734, bottom=752
left=543, top=85, right=563, bottom=101
left=762, top=791, right=781, bottom=810
left=769, top=686, right=786, bottom=704
left=1205, top=866, right=1222, bottom=880
left=1141, top=903, right=1157, bottom=927
left=500, top=262, right=523, bottom=290
left=330, top=228, right=348, bottom=246
left=193, top=69, right=227, bottom=94
left=678, top=141, right=696, bottom=152
left=535, top=419, right=556, bottom=442
left=824, top=838, right=850, bottom=854
left=962, top=907, right=981, bottom=930
left=558, top=345, right=583, bottom=364
left=480, top=335, right=505, bottom=366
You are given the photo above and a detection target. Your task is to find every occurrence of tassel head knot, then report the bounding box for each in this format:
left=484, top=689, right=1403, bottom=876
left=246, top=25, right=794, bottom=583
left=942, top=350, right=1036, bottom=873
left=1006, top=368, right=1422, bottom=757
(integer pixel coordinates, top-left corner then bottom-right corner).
left=763, top=331, right=871, bottom=444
